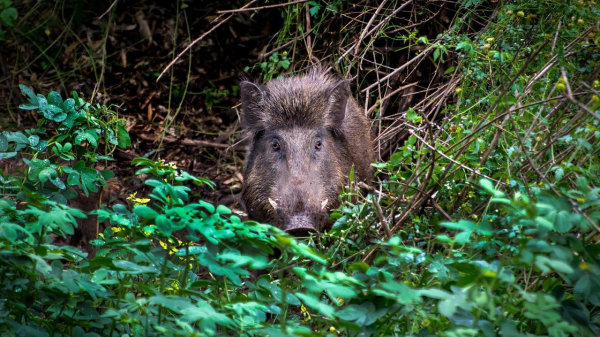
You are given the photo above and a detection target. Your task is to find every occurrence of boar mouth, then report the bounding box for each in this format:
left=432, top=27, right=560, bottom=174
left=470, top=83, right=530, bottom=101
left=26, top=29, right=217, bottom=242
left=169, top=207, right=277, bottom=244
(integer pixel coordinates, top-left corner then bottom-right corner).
left=285, top=215, right=318, bottom=235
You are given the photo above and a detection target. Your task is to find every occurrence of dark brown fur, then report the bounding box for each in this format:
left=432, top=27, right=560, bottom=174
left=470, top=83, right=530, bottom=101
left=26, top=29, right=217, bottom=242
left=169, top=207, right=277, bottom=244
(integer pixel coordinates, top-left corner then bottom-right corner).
left=240, top=68, right=374, bottom=233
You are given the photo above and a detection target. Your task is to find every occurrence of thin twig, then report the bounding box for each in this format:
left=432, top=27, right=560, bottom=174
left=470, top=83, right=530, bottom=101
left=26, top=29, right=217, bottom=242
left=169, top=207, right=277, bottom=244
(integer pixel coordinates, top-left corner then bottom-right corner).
left=561, top=68, right=600, bottom=122
left=359, top=182, right=392, bottom=238
left=355, top=0, right=388, bottom=54
left=216, top=0, right=309, bottom=14
left=367, top=82, right=419, bottom=115
left=260, top=29, right=313, bottom=60
left=389, top=0, right=447, bottom=32
left=409, top=130, right=504, bottom=184
left=550, top=20, right=561, bottom=56
left=337, top=0, right=413, bottom=64
left=99, top=0, right=118, bottom=20
left=362, top=44, right=434, bottom=92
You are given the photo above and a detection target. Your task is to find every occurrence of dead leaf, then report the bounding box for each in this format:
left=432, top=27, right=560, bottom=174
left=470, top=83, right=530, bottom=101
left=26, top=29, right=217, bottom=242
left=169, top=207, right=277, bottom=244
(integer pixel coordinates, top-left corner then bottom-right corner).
left=135, top=10, right=153, bottom=45
left=120, top=49, right=127, bottom=67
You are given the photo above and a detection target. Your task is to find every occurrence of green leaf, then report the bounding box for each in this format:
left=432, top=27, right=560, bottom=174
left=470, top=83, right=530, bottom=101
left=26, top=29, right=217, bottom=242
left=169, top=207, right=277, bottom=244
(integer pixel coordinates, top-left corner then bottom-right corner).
left=439, top=298, right=457, bottom=317
left=75, top=130, right=98, bottom=146
left=535, top=255, right=574, bottom=274
left=444, top=66, right=456, bottom=74
left=216, top=204, right=232, bottom=215
left=47, top=91, right=63, bottom=106
left=155, top=214, right=173, bottom=235
left=100, top=169, right=115, bottom=179
left=296, top=292, right=335, bottom=318
left=419, top=288, right=451, bottom=300
left=0, top=134, right=7, bottom=152
left=308, top=1, right=321, bottom=16
left=406, top=108, right=422, bottom=123
left=554, top=210, right=572, bottom=233
left=19, top=84, right=38, bottom=106
left=0, top=7, right=17, bottom=26
left=133, top=205, right=158, bottom=219
left=28, top=134, right=39, bottom=146
left=117, top=123, right=131, bottom=148
left=38, top=167, right=56, bottom=183
left=0, top=222, right=34, bottom=244
left=0, top=152, right=17, bottom=160
left=337, top=304, right=365, bottom=323
left=573, top=274, right=591, bottom=300
left=554, top=166, right=564, bottom=182
left=479, top=178, right=504, bottom=197
left=49, top=176, right=65, bottom=189
left=576, top=176, right=588, bottom=192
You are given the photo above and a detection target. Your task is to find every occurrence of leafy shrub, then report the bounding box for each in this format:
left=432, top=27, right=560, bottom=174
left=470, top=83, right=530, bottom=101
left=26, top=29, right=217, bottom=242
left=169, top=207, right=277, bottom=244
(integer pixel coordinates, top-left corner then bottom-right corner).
left=0, top=0, right=17, bottom=41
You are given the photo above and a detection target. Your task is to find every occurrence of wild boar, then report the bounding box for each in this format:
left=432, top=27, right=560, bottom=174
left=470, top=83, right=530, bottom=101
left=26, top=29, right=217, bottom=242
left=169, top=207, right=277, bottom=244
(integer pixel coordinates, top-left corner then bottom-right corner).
left=240, top=68, right=374, bottom=234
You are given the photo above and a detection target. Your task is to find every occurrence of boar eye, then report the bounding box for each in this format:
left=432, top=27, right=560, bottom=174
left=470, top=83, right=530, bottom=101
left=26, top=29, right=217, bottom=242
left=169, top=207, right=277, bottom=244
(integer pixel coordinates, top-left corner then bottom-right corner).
left=315, top=140, right=323, bottom=150
left=271, top=140, right=281, bottom=151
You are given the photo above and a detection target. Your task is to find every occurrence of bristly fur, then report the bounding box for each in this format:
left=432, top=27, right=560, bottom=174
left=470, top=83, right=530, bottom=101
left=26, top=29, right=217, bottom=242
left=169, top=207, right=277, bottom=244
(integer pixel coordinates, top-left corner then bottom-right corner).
left=241, top=67, right=349, bottom=131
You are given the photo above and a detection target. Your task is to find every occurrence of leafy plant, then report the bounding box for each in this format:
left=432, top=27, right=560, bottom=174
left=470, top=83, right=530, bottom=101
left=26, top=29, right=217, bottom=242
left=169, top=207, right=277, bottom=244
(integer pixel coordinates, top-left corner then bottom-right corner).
left=244, top=51, right=291, bottom=82
left=0, top=0, right=17, bottom=40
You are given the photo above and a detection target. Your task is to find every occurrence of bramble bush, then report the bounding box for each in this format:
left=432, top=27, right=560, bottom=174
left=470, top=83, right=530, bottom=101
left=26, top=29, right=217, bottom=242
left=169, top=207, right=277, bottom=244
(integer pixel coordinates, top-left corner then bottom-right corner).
left=1, top=0, right=600, bottom=336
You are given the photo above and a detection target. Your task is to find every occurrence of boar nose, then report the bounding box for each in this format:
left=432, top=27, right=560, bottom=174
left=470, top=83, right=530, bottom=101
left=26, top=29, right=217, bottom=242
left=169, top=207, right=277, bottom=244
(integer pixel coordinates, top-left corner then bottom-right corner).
left=285, top=215, right=318, bottom=236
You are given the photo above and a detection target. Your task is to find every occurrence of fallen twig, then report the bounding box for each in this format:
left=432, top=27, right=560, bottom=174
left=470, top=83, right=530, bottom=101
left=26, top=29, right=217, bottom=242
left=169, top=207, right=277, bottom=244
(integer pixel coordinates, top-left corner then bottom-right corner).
left=216, top=0, right=309, bottom=14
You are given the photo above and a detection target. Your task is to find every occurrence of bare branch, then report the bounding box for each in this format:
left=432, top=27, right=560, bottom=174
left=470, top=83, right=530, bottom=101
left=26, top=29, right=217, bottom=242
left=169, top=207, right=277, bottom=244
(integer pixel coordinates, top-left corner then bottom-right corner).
left=216, top=0, right=309, bottom=14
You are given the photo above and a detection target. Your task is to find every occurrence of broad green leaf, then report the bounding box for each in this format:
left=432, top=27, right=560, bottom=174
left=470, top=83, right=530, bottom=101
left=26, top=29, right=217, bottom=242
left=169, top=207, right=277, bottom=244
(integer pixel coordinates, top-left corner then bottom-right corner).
left=479, top=178, right=504, bottom=197
left=38, top=167, right=56, bottom=183
left=554, top=210, right=572, bottom=233
left=49, top=176, right=65, bottom=189
left=216, top=204, right=232, bottom=215
left=75, top=130, right=98, bottom=146
left=0, top=152, right=17, bottom=160
left=296, top=292, right=335, bottom=318
left=419, top=288, right=451, bottom=300
left=117, top=123, right=131, bottom=148
left=19, top=84, right=38, bottom=106
left=47, top=91, right=63, bottom=106
left=0, top=7, right=17, bottom=26
left=439, top=298, right=457, bottom=317
left=133, top=205, right=158, bottom=219
left=574, top=274, right=591, bottom=300
left=28, top=134, right=39, bottom=146
left=406, top=108, right=422, bottom=123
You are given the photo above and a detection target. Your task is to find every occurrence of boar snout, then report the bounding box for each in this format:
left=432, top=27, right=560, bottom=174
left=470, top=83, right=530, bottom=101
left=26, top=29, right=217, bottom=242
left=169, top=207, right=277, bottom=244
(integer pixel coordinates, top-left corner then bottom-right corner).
left=271, top=192, right=330, bottom=233
left=285, top=215, right=319, bottom=235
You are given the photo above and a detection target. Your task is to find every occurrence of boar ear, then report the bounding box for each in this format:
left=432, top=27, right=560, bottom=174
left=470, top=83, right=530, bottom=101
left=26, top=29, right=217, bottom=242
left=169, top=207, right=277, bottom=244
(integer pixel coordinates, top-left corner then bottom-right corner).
left=326, top=80, right=350, bottom=127
left=240, top=81, right=266, bottom=132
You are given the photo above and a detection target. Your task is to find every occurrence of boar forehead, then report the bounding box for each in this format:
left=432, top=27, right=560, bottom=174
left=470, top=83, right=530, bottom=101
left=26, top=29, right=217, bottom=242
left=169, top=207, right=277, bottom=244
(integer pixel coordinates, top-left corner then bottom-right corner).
left=262, top=78, right=335, bottom=128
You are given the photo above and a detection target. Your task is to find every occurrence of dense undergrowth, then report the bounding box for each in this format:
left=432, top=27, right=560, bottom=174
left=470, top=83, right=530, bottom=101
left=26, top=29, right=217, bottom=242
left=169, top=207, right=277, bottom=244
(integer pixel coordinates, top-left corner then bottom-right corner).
left=1, top=0, right=600, bottom=336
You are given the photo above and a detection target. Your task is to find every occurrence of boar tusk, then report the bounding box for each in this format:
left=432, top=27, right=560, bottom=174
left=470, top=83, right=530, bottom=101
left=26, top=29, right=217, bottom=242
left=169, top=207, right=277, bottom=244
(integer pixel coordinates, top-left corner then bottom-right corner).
left=321, top=199, right=328, bottom=210
left=268, top=198, right=278, bottom=209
